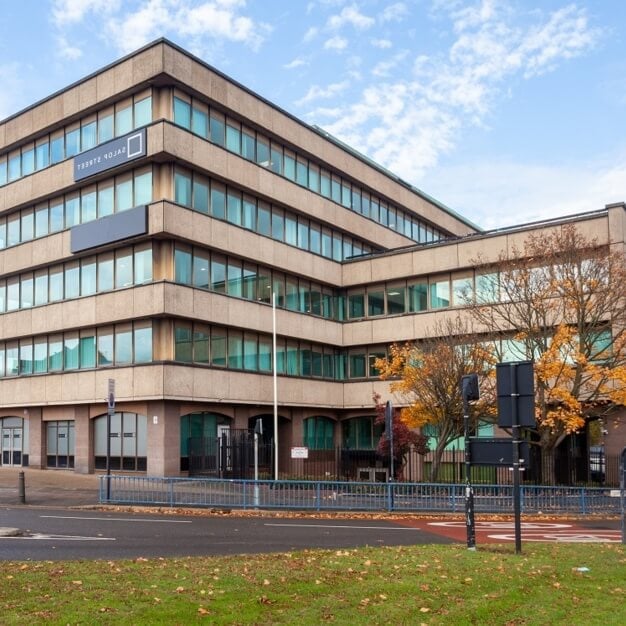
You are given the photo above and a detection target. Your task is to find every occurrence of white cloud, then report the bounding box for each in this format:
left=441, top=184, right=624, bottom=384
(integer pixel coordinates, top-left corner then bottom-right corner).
left=426, top=156, right=626, bottom=229
left=306, top=2, right=601, bottom=186
left=51, top=0, right=271, bottom=57
left=57, top=36, right=83, bottom=60
left=284, top=57, right=307, bottom=70
left=324, top=35, right=348, bottom=51
left=371, top=38, right=393, bottom=49
left=327, top=4, right=375, bottom=30
left=372, top=51, right=408, bottom=77
left=296, top=81, right=350, bottom=106
left=303, top=26, right=319, bottom=42
left=379, top=2, right=409, bottom=23
left=51, top=0, right=119, bottom=26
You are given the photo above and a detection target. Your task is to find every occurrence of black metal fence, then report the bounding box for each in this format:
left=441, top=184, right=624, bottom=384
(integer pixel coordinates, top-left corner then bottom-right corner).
left=188, top=435, right=622, bottom=487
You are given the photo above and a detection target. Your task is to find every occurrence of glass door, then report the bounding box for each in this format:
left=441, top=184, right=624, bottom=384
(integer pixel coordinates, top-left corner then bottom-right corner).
left=1, top=427, right=22, bottom=466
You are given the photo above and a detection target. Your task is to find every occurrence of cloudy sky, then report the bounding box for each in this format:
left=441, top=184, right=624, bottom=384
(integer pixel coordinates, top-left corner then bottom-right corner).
left=1, top=0, right=625, bottom=230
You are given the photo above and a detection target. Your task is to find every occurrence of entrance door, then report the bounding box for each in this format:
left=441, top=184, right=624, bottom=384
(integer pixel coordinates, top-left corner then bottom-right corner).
left=217, top=425, right=231, bottom=472
left=1, top=427, right=22, bottom=466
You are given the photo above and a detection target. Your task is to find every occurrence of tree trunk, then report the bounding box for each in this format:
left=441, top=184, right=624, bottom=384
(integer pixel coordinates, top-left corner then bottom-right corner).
left=429, top=439, right=448, bottom=482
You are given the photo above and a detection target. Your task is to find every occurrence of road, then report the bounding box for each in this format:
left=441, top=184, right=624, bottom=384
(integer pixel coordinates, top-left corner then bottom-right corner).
left=0, top=505, right=453, bottom=561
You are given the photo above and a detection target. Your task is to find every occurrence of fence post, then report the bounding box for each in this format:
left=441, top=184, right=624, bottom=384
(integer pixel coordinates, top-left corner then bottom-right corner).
left=316, top=482, right=321, bottom=512
left=387, top=482, right=392, bottom=512
left=580, top=487, right=586, bottom=515
left=169, top=479, right=174, bottom=507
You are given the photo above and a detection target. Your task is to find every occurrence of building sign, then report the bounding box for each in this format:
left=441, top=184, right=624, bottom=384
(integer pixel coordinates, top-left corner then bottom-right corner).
left=71, top=205, right=148, bottom=253
left=291, top=447, right=309, bottom=459
left=74, top=128, right=147, bottom=181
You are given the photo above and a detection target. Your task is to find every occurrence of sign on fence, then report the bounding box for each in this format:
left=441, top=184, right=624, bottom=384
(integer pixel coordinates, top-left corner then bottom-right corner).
left=291, top=447, right=309, bottom=459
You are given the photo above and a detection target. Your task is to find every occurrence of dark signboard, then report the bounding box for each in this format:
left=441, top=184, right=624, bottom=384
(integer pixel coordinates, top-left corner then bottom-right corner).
left=74, top=128, right=147, bottom=181
left=469, top=438, right=530, bottom=467
left=497, top=361, right=536, bottom=428
left=71, top=205, right=148, bottom=253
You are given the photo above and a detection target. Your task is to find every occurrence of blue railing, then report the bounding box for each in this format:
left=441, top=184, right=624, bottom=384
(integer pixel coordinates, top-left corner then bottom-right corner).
left=99, top=476, right=620, bottom=515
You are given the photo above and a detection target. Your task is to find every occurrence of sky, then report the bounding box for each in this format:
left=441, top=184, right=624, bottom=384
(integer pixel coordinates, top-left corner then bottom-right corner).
left=1, top=0, right=625, bottom=230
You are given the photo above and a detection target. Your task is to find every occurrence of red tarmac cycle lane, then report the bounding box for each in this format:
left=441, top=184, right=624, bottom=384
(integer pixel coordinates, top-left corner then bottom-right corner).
left=397, top=519, right=623, bottom=544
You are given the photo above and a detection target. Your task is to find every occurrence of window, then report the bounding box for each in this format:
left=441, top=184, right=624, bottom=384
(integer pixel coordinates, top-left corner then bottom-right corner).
left=430, top=278, right=450, bottom=309
left=367, top=289, right=385, bottom=317
left=134, top=323, right=153, bottom=363
left=97, top=328, right=114, bottom=366
left=303, top=416, right=334, bottom=450
left=174, top=97, right=191, bottom=129
left=387, top=286, right=406, bottom=315
left=115, top=249, right=133, bottom=289
left=115, top=326, right=133, bottom=365
left=80, top=333, right=96, bottom=369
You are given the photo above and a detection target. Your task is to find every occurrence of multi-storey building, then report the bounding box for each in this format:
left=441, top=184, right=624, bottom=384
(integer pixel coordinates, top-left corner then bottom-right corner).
left=0, top=39, right=624, bottom=478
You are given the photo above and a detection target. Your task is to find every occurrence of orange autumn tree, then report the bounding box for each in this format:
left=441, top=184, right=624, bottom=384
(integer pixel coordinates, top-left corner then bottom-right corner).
left=375, top=319, right=496, bottom=482
left=465, top=224, right=626, bottom=481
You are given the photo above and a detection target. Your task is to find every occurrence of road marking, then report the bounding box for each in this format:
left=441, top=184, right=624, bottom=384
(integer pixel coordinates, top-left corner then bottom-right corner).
left=40, top=515, right=191, bottom=523
left=488, top=532, right=621, bottom=543
left=265, top=523, right=420, bottom=531
left=2, top=534, right=116, bottom=541
left=428, top=521, right=572, bottom=530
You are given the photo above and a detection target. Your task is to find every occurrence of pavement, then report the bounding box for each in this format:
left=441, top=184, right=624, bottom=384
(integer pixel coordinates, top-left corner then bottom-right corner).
left=0, top=467, right=100, bottom=507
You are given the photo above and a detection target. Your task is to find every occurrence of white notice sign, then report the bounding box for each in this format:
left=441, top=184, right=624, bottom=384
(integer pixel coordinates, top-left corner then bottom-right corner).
left=291, top=447, right=309, bottom=459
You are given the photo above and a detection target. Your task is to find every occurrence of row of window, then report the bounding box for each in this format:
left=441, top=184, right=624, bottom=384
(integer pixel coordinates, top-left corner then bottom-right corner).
left=174, top=245, right=341, bottom=318
left=174, top=168, right=375, bottom=261
left=0, top=244, right=152, bottom=314
left=172, top=242, right=492, bottom=319
left=172, top=93, right=447, bottom=244
left=174, top=322, right=387, bottom=379
left=0, top=94, right=152, bottom=187
left=0, top=168, right=152, bottom=250
left=0, top=322, right=153, bottom=377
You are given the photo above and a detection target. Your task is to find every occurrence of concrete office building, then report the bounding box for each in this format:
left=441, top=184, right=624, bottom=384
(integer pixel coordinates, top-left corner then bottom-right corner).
left=0, top=39, right=624, bottom=477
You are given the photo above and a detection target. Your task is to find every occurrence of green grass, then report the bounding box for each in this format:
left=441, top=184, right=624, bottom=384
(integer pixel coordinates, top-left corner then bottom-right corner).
left=1, top=543, right=625, bottom=624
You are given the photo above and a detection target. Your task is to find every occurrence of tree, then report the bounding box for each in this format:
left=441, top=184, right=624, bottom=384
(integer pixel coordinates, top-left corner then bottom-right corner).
left=375, top=319, right=496, bottom=481
left=465, top=224, right=626, bottom=481
left=372, top=392, right=429, bottom=480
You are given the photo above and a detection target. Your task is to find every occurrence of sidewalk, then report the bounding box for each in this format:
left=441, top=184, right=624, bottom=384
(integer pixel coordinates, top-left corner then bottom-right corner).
left=0, top=467, right=100, bottom=507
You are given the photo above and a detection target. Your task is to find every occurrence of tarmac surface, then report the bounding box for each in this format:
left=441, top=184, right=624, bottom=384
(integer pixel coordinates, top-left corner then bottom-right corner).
left=0, top=467, right=100, bottom=507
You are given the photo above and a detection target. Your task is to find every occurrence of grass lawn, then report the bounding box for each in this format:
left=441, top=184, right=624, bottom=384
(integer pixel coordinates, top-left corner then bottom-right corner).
left=1, top=542, right=625, bottom=624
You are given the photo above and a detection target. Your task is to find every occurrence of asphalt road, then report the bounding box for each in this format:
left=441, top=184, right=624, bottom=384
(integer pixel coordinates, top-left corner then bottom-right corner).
left=0, top=506, right=454, bottom=561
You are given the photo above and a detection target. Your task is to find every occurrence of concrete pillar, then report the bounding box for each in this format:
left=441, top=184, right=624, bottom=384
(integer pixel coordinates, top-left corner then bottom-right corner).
left=24, top=408, right=43, bottom=469
left=73, top=405, right=93, bottom=474
left=146, top=400, right=180, bottom=477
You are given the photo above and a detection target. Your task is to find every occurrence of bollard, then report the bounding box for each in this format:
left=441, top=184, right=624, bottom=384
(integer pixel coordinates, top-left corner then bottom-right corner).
left=18, top=471, right=26, bottom=504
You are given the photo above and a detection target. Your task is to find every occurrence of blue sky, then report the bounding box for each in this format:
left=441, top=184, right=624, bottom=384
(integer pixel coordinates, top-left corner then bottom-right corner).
left=1, top=0, right=625, bottom=230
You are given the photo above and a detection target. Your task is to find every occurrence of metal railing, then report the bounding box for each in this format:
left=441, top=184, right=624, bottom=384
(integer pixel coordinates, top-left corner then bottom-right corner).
left=99, top=476, right=621, bottom=515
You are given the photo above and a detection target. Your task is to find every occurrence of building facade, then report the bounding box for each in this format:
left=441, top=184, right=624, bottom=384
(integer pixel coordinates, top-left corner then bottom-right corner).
left=0, top=39, right=624, bottom=478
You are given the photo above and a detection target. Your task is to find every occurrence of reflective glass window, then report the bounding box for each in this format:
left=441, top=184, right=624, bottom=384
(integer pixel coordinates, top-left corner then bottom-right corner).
left=22, top=148, right=35, bottom=175
left=210, top=255, right=226, bottom=293
left=98, top=185, right=114, bottom=217
left=64, top=335, right=79, bottom=370
left=80, top=334, right=96, bottom=369
left=209, top=112, right=225, bottom=146
left=81, top=190, right=97, bottom=223
left=65, top=128, right=80, bottom=157
left=8, top=154, right=20, bottom=181
left=193, top=178, right=209, bottom=214
left=134, top=170, right=152, bottom=206
left=192, top=107, right=208, bottom=138
left=430, top=278, right=450, bottom=309
left=98, top=113, right=114, bottom=143
left=36, top=142, right=49, bottom=170
left=115, top=327, right=133, bottom=365
left=134, top=97, right=152, bottom=127
left=20, top=340, right=33, bottom=375
left=115, top=249, right=133, bottom=288
left=134, top=246, right=153, bottom=284
left=115, top=106, right=133, bottom=136
left=65, top=195, right=80, bottom=227
left=227, top=190, right=242, bottom=225
left=98, top=255, right=114, bottom=292
left=81, top=121, right=97, bottom=150
left=20, top=275, right=34, bottom=309
left=226, top=123, right=241, bottom=153
left=387, top=286, right=406, bottom=315
left=116, top=177, right=133, bottom=212
left=34, top=339, right=48, bottom=374
left=65, top=262, right=80, bottom=299
left=50, top=135, right=64, bottom=164
left=49, top=337, right=63, bottom=371
left=35, top=205, right=49, bottom=238
left=134, top=323, right=152, bottom=363
left=175, top=171, right=192, bottom=206
left=256, top=137, right=270, bottom=167
left=210, top=184, right=225, bottom=219
left=34, top=273, right=48, bottom=306
left=174, top=97, right=191, bottom=129
left=21, top=210, right=34, bottom=242
left=49, top=266, right=64, bottom=302
left=97, top=328, right=114, bottom=366
left=81, top=258, right=97, bottom=296
left=193, top=250, right=209, bottom=289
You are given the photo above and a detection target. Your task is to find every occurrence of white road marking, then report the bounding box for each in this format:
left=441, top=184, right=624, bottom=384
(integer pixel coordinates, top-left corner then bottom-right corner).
left=428, top=521, right=571, bottom=530
left=40, top=515, right=191, bottom=523
left=264, top=523, right=419, bottom=531
left=487, top=532, right=621, bottom=543
left=2, top=534, right=116, bottom=541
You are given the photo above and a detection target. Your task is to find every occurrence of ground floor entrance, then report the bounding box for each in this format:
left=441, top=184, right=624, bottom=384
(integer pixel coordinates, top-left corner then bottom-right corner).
left=0, top=417, right=28, bottom=467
